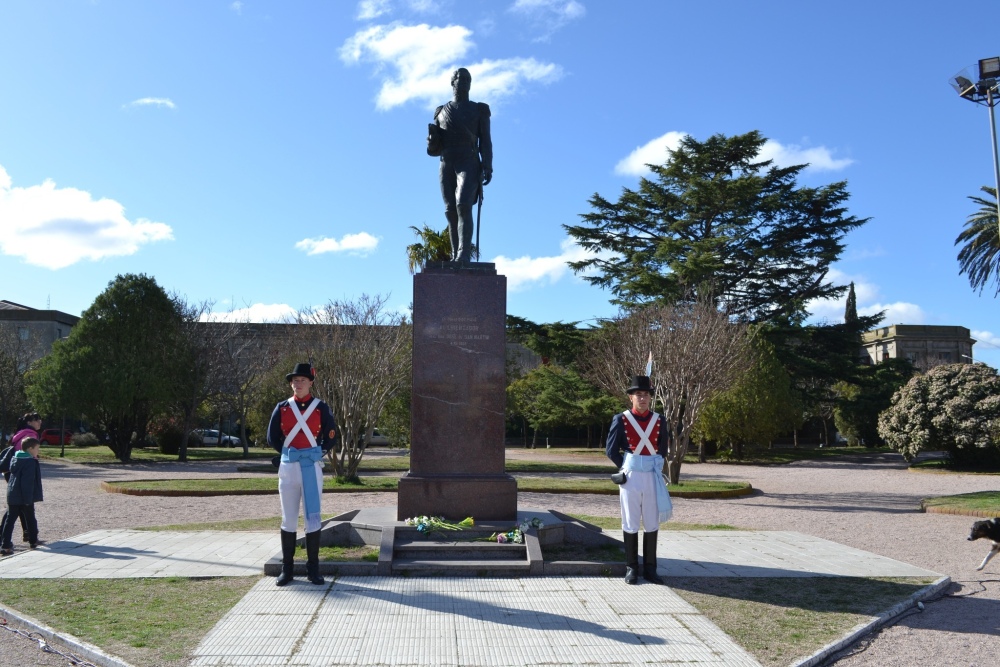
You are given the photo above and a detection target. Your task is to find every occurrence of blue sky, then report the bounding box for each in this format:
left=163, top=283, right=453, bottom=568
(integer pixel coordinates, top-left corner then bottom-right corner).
left=3, top=1, right=1000, bottom=364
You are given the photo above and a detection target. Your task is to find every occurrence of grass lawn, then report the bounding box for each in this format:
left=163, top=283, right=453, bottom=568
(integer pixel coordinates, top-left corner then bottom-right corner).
left=0, top=577, right=260, bottom=667
left=921, top=491, right=1000, bottom=514
left=669, top=576, right=936, bottom=667
left=40, top=443, right=274, bottom=464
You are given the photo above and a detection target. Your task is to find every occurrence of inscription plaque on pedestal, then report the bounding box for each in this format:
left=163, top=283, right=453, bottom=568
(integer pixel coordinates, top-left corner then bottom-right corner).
left=397, top=262, right=517, bottom=521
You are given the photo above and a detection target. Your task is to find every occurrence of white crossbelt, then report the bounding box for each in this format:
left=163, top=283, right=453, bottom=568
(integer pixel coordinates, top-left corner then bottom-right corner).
left=622, top=410, right=659, bottom=456
left=284, top=397, right=319, bottom=449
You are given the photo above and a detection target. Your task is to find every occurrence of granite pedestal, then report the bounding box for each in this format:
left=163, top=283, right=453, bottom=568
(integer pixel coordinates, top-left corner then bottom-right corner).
left=397, top=262, right=517, bottom=521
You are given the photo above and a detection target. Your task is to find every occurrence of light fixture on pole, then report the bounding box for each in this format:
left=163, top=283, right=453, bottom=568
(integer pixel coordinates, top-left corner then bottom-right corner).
left=950, top=57, right=1000, bottom=238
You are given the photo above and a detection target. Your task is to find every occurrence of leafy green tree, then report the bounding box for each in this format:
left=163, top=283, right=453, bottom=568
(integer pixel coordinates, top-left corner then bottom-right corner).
left=763, top=309, right=881, bottom=445
left=405, top=224, right=479, bottom=273
left=26, top=274, right=189, bottom=462
left=505, top=316, right=587, bottom=367
left=693, top=337, right=803, bottom=459
left=955, top=186, right=1000, bottom=296
left=833, top=358, right=914, bottom=447
left=844, top=282, right=858, bottom=331
left=378, top=387, right=411, bottom=449
left=878, top=362, right=1000, bottom=464
left=508, top=365, right=618, bottom=448
left=565, top=131, right=869, bottom=323
left=405, top=225, right=452, bottom=274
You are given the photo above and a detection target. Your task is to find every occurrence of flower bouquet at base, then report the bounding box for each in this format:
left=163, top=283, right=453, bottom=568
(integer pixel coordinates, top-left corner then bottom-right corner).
left=403, top=515, right=475, bottom=535
left=490, top=517, right=544, bottom=544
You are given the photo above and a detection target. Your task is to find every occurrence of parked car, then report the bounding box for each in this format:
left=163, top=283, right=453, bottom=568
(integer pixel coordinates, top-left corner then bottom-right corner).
left=368, top=428, right=389, bottom=446
left=39, top=428, right=74, bottom=446
left=191, top=429, right=242, bottom=447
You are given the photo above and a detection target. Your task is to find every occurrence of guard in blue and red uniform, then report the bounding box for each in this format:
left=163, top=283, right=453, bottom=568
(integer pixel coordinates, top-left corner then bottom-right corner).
left=606, top=375, right=671, bottom=585
left=267, top=363, right=337, bottom=586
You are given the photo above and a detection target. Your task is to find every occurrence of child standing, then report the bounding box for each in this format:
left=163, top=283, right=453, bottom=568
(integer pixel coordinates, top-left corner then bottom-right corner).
left=0, top=437, right=43, bottom=555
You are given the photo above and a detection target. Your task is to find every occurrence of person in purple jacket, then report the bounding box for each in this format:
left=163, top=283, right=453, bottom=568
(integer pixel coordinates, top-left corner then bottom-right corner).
left=10, top=412, right=41, bottom=452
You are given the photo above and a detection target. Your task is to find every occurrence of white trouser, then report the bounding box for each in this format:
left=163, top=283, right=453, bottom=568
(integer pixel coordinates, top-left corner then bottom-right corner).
left=620, top=469, right=659, bottom=533
left=278, top=460, right=323, bottom=533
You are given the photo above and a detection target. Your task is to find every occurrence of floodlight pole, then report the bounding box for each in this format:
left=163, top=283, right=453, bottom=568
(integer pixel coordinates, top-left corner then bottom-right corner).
left=988, top=86, right=1000, bottom=239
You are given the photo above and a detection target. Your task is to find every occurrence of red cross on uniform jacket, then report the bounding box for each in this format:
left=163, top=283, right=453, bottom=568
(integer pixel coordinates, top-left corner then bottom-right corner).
left=623, top=410, right=661, bottom=456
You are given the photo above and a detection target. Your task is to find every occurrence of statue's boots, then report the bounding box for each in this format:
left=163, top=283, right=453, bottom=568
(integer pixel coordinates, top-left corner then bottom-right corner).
left=643, top=531, right=665, bottom=584
left=623, top=531, right=639, bottom=585
left=276, top=530, right=296, bottom=586
left=306, top=530, right=325, bottom=585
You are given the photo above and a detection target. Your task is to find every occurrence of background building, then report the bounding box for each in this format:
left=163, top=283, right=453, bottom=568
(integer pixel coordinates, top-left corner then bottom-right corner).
left=0, top=300, right=79, bottom=364
left=861, top=325, right=975, bottom=370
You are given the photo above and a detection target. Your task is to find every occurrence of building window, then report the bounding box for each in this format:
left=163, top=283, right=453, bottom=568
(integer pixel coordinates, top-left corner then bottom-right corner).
left=17, top=327, right=28, bottom=340
left=938, top=351, right=953, bottom=362
left=906, top=352, right=918, bottom=362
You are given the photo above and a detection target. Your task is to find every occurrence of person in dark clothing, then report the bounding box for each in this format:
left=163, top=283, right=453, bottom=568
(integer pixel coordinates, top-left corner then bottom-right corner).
left=0, top=412, right=41, bottom=546
left=606, top=376, right=672, bottom=585
left=1, top=437, right=43, bottom=555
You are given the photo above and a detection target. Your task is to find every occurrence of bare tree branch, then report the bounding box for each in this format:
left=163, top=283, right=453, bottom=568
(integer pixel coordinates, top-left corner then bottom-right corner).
left=579, top=300, right=753, bottom=483
left=296, top=295, right=411, bottom=480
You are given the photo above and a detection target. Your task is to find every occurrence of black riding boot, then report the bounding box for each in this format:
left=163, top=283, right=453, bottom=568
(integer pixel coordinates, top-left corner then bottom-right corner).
left=642, top=531, right=665, bottom=584
left=305, top=530, right=324, bottom=585
left=275, top=530, right=296, bottom=586
left=623, top=531, right=639, bottom=585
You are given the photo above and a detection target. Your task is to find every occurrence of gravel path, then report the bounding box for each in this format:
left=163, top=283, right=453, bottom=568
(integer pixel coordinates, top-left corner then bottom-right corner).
left=2, top=449, right=999, bottom=666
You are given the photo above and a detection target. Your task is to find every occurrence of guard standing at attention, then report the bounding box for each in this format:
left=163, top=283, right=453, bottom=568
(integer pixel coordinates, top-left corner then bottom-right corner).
left=606, top=375, right=672, bottom=585
left=267, top=363, right=337, bottom=586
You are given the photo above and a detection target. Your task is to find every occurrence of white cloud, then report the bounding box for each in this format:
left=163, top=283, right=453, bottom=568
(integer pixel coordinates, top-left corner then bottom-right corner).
left=201, top=303, right=297, bottom=323
left=509, top=0, right=585, bottom=40
left=356, top=0, right=444, bottom=21
left=357, top=0, right=392, bottom=19
left=614, top=131, right=686, bottom=176
left=614, top=133, right=852, bottom=178
left=758, top=140, right=853, bottom=172
left=0, top=165, right=173, bottom=269
left=230, top=1, right=243, bottom=15
left=295, top=232, right=380, bottom=256
left=126, top=97, right=176, bottom=110
left=491, top=237, right=599, bottom=291
left=805, top=269, right=925, bottom=325
left=972, top=330, right=1000, bottom=350
left=340, top=23, right=562, bottom=110
left=860, top=302, right=927, bottom=324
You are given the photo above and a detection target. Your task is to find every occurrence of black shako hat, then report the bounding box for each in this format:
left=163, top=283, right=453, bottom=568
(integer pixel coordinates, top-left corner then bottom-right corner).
left=286, top=363, right=315, bottom=382
left=626, top=375, right=654, bottom=394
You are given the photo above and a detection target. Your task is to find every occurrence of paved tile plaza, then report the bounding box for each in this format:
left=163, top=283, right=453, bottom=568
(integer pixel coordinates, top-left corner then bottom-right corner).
left=0, top=528, right=944, bottom=666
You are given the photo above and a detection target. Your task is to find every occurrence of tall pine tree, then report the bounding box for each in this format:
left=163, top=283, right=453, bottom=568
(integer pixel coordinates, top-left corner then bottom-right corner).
left=565, top=131, right=869, bottom=323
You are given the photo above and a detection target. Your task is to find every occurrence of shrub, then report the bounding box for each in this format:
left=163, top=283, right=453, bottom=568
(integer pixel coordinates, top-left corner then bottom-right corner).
left=878, top=363, right=1000, bottom=463
left=70, top=432, right=99, bottom=447
left=155, top=425, right=184, bottom=455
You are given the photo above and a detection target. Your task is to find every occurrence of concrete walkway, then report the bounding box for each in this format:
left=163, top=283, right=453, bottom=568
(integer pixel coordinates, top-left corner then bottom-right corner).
left=0, top=529, right=944, bottom=666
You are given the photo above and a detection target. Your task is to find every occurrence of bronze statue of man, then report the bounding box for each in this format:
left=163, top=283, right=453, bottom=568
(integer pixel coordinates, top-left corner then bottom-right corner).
left=431, top=68, right=493, bottom=262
